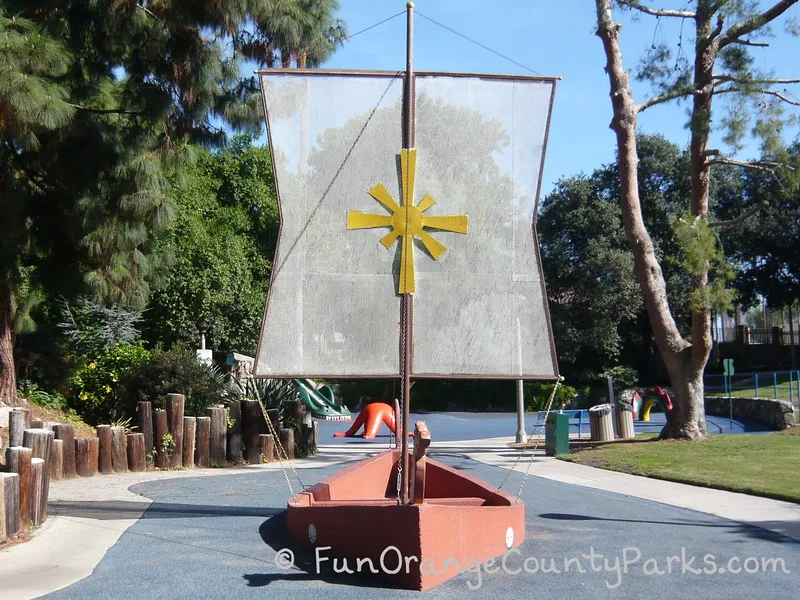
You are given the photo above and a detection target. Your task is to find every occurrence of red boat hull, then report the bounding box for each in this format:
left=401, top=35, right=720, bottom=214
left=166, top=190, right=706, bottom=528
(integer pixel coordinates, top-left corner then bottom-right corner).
left=286, top=450, right=525, bottom=590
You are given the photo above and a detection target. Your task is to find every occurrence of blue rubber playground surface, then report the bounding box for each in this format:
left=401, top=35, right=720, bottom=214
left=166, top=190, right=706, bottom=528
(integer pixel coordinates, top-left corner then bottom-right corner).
left=42, top=455, right=799, bottom=600
left=316, top=410, right=772, bottom=443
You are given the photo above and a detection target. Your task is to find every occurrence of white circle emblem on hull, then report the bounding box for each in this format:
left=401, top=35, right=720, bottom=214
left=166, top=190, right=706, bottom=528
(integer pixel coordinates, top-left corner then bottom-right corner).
left=505, top=527, right=514, bottom=549
left=308, top=524, right=317, bottom=544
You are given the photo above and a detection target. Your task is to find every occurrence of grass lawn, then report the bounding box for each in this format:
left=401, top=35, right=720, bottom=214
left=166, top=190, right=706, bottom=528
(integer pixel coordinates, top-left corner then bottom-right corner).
left=561, top=427, right=800, bottom=504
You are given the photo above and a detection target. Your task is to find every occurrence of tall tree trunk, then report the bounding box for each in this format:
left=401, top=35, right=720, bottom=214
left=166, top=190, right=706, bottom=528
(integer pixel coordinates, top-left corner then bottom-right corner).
left=595, top=0, right=706, bottom=439
left=679, top=1, right=716, bottom=437
left=0, top=278, right=17, bottom=405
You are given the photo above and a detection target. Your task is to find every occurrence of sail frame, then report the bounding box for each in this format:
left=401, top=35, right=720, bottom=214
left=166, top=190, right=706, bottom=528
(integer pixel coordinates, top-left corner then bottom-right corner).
left=254, top=68, right=560, bottom=380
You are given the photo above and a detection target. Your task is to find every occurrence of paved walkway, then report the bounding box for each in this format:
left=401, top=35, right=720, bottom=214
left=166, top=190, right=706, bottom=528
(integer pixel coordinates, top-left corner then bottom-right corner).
left=0, top=435, right=798, bottom=599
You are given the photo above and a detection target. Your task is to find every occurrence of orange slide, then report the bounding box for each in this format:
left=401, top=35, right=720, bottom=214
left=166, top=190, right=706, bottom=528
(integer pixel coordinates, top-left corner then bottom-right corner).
left=333, top=401, right=398, bottom=438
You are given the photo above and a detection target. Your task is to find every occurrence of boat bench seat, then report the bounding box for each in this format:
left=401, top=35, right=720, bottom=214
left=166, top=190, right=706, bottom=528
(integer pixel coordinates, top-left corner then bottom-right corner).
left=423, top=497, right=488, bottom=506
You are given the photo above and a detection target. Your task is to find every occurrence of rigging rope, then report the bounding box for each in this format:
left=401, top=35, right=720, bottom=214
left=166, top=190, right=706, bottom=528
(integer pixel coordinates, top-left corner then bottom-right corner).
left=257, top=397, right=305, bottom=495
left=304, top=10, right=406, bottom=64
left=416, top=11, right=542, bottom=76
left=497, top=376, right=564, bottom=497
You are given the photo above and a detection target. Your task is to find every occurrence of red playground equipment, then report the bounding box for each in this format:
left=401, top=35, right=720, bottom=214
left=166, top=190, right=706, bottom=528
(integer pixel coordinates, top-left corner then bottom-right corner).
left=631, top=386, right=674, bottom=421
left=333, top=401, right=397, bottom=438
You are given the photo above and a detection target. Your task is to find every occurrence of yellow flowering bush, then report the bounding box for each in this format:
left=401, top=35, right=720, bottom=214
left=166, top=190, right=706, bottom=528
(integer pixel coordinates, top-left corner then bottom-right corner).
left=70, top=342, right=152, bottom=424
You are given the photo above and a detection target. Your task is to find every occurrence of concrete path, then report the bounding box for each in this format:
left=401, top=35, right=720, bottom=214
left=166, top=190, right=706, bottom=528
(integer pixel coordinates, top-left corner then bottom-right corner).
left=1, top=433, right=798, bottom=599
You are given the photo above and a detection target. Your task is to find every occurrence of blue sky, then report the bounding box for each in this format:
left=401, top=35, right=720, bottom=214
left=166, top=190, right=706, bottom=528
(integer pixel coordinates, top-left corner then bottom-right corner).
left=305, top=0, right=800, bottom=196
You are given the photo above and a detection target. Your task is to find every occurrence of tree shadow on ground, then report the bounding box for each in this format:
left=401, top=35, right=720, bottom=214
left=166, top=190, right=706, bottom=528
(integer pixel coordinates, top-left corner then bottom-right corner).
left=50, top=500, right=282, bottom=520
left=539, top=512, right=798, bottom=544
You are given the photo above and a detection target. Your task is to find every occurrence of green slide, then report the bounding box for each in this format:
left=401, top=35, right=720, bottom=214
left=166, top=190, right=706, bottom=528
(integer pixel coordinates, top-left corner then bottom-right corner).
left=293, top=379, right=352, bottom=421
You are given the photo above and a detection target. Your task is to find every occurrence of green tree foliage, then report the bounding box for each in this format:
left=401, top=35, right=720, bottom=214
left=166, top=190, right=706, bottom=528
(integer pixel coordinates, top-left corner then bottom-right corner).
left=594, top=0, right=799, bottom=439
left=540, top=134, right=695, bottom=384
left=0, top=8, right=74, bottom=401
left=119, top=345, right=229, bottom=419
left=144, top=138, right=279, bottom=355
left=540, top=174, right=642, bottom=376
left=58, top=297, right=144, bottom=359
left=717, top=143, right=800, bottom=309
left=240, top=0, right=347, bottom=68
left=69, top=342, right=152, bottom=424
left=0, top=1, right=346, bottom=403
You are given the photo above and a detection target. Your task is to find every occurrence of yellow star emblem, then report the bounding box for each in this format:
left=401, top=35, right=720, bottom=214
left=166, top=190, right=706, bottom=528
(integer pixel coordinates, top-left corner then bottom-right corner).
left=347, top=149, right=469, bottom=294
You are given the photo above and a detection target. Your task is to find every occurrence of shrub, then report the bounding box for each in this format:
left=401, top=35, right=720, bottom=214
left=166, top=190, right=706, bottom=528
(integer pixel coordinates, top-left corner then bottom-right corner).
left=58, top=297, right=144, bottom=359
left=119, top=344, right=228, bottom=417
left=69, top=342, right=152, bottom=424
left=524, top=382, right=577, bottom=412
left=229, top=376, right=299, bottom=431
left=18, top=380, right=69, bottom=410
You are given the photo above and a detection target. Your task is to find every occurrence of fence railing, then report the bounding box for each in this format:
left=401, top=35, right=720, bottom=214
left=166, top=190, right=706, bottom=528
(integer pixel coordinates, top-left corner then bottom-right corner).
left=748, top=328, right=774, bottom=344
left=714, top=326, right=799, bottom=346
left=704, top=370, right=800, bottom=408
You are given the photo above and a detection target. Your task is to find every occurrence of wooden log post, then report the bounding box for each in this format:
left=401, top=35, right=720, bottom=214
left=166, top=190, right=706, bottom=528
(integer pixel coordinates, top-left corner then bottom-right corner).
left=226, top=401, right=244, bottom=464
left=279, top=428, right=295, bottom=460
left=0, top=474, right=5, bottom=542
left=50, top=439, right=64, bottom=481
left=302, top=424, right=315, bottom=457
left=23, top=428, right=53, bottom=520
left=52, top=424, right=76, bottom=480
left=127, top=433, right=146, bottom=472
left=289, top=400, right=306, bottom=425
left=96, top=425, right=113, bottom=474
left=182, top=417, right=196, bottom=469
left=153, top=410, right=169, bottom=469
left=1, top=473, right=21, bottom=536
left=75, top=437, right=99, bottom=477
left=311, top=421, right=318, bottom=452
left=137, top=401, right=154, bottom=459
left=258, top=434, right=274, bottom=463
left=29, top=460, right=44, bottom=526
left=266, top=409, right=280, bottom=437
left=9, top=410, right=27, bottom=448
left=195, top=416, right=211, bottom=468
left=207, top=407, right=227, bottom=467
left=110, top=427, right=128, bottom=473
left=296, top=411, right=312, bottom=457
left=241, top=400, right=263, bottom=464
left=6, top=447, right=32, bottom=532
left=166, top=393, right=185, bottom=468
left=31, top=419, right=45, bottom=429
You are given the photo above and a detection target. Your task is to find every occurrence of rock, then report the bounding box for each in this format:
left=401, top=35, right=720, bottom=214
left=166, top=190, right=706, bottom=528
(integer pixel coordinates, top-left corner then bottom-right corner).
left=703, top=396, right=795, bottom=430
left=0, top=407, right=12, bottom=428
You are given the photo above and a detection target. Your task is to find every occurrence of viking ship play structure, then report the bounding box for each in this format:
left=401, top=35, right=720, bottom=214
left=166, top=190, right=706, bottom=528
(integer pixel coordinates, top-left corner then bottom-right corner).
left=253, top=3, right=560, bottom=589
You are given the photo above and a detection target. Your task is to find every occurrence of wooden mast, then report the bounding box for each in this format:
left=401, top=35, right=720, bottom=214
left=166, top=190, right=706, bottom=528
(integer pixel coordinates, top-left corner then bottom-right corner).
left=400, top=1, right=415, bottom=505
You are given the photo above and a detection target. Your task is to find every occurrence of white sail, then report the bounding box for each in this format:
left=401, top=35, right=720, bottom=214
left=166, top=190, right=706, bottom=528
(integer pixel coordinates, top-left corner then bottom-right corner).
left=255, top=71, right=558, bottom=379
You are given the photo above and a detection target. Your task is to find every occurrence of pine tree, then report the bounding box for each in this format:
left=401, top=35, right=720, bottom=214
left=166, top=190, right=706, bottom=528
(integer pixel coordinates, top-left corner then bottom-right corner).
left=0, top=8, right=74, bottom=403
left=0, top=1, right=346, bottom=403
left=594, top=0, right=799, bottom=439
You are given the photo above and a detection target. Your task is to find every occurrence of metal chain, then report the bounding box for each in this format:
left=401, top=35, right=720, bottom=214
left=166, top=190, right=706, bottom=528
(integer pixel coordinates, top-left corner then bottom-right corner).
left=497, top=376, right=563, bottom=495
left=395, top=299, right=406, bottom=505
left=516, top=376, right=563, bottom=498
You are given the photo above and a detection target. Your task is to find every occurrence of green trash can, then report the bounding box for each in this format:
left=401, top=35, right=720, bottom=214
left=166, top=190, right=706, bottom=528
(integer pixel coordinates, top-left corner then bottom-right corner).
left=545, top=412, right=569, bottom=456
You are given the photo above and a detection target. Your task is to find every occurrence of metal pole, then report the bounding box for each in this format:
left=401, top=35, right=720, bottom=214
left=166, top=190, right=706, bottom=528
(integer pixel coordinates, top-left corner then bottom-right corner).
left=606, top=376, right=617, bottom=439
left=789, top=303, right=797, bottom=409
left=399, top=1, right=415, bottom=505
left=727, top=367, right=733, bottom=431
left=515, top=380, right=525, bottom=443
